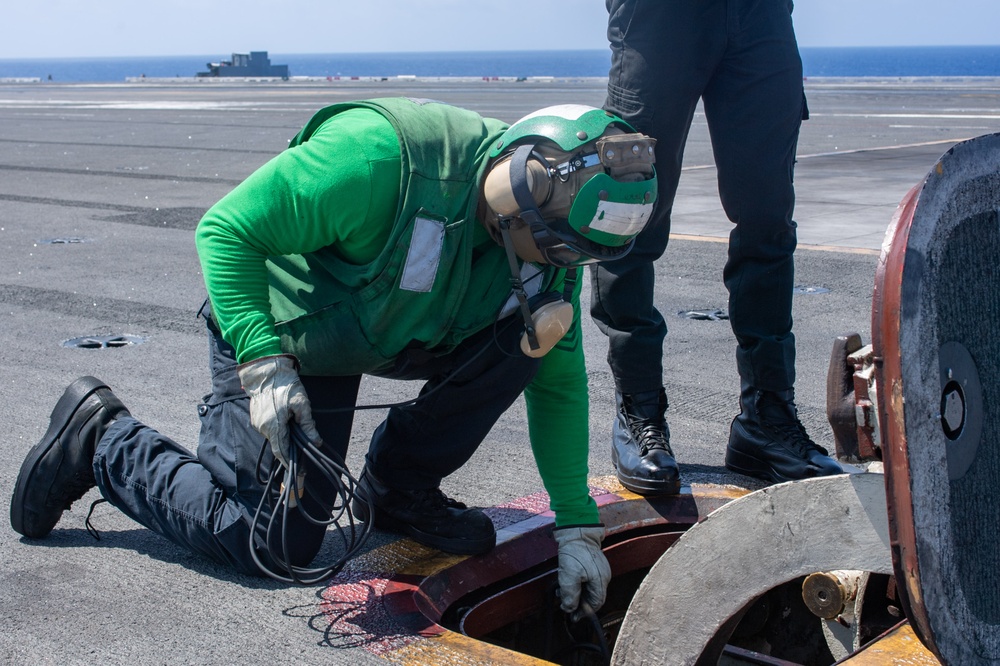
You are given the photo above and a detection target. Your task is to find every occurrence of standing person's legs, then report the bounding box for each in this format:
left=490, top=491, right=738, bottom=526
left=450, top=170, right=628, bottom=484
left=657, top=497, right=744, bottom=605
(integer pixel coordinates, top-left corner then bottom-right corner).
left=596, top=0, right=726, bottom=494
left=596, top=0, right=727, bottom=392
left=357, top=316, right=540, bottom=554
left=705, top=0, right=803, bottom=393
left=703, top=0, right=841, bottom=481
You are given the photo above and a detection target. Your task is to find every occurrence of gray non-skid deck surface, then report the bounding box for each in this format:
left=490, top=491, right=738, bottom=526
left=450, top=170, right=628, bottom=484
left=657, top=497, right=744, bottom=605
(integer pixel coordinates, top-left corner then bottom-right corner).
left=1, top=78, right=998, bottom=664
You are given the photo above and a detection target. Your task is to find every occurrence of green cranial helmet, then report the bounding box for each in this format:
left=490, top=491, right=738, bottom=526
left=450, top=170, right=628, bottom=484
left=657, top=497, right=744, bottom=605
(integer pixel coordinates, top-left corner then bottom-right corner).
left=489, top=105, right=627, bottom=158
left=484, top=104, right=658, bottom=267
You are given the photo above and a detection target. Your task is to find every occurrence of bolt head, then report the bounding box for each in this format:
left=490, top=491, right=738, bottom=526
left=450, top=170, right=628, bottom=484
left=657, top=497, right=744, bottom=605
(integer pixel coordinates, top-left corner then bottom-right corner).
left=942, top=387, right=965, bottom=433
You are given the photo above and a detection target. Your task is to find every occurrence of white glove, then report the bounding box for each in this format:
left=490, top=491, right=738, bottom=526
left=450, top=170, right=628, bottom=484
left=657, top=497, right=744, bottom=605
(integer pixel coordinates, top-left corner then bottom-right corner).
left=554, top=525, right=612, bottom=621
left=237, top=354, right=321, bottom=469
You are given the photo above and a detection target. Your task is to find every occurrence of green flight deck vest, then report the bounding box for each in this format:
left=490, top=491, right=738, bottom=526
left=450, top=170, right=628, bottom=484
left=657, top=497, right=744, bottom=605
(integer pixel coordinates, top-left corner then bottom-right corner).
left=266, top=98, right=514, bottom=376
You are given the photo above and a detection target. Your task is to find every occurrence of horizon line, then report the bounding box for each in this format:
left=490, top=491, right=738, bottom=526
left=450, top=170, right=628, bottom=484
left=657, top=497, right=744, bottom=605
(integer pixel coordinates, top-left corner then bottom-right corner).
left=4, top=44, right=1000, bottom=61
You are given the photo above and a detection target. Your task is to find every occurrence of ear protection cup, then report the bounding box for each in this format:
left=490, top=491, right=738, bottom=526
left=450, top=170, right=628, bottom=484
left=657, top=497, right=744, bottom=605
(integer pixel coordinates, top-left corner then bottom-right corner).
left=484, top=152, right=553, bottom=216
left=520, top=293, right=574, bottom=358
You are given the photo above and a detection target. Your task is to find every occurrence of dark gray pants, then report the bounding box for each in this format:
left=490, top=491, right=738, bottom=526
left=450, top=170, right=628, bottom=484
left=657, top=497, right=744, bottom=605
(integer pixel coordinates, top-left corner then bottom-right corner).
left=591, top=0, right=805, bottom=394
left=93, top=312, right=538, bottom=575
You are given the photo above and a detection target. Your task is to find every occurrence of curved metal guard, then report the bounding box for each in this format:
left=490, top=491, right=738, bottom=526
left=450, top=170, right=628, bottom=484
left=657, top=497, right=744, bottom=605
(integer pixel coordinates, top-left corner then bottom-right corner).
left=611, top=473, right=892, bottom=666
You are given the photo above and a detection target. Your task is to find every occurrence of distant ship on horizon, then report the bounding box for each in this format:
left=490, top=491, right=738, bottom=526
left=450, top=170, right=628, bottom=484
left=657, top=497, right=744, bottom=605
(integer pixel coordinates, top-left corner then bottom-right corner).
left=197, top=51, right=289, bottom=78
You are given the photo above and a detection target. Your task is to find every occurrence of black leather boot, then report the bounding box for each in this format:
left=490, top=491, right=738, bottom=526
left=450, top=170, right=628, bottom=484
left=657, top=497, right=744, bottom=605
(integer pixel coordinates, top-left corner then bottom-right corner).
left=11, top=377, right=130, bottom=538
left=611, top=388, right=681, bottom=495
left=726, top=382, right=842, bottom=483
left=353, top=468, right=496, bottom=556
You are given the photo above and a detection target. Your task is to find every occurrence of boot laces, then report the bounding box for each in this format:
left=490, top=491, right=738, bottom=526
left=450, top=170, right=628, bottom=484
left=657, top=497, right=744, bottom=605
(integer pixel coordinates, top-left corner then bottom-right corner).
left=630, top=418, right=674, bottom=457
left=85, top=499, right=108, bottom=541
left=407, top=488, right=467, bottom=514
left=759, top=401, right=829, bottom=457
left=621, top=391, right=673, bottom=457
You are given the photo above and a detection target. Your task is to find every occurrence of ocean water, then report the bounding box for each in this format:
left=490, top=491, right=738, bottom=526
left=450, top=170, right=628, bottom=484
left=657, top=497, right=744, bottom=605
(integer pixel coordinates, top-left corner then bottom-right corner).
left=2, top=46, right=1000, bottom=83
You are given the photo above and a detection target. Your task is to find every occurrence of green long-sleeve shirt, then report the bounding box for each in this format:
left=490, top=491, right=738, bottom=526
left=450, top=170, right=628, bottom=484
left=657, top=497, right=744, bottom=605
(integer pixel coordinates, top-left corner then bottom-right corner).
left=196, top=100, right=597, bottom=526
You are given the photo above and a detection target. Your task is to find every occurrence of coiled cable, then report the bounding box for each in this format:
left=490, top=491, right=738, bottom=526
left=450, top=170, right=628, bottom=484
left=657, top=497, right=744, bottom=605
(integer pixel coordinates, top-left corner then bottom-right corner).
left=249, top=423, right=373, bottom=585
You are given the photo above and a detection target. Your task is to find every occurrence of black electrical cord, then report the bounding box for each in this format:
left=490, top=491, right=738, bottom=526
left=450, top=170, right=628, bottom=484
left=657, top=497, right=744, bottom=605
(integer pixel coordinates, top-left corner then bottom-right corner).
left=571, top=601, right=612, bottom=665
left=543, top=582, right=612, bottom=665
left=249, top=423, right=373, bottom=585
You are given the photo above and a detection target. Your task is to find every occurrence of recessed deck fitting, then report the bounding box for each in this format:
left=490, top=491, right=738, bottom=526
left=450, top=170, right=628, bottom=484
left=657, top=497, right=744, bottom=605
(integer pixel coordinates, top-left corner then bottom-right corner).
left=62, top=334, right=145, bottom=349
left=39, top=237, right=89, bottom=244
left=678, top=309, right=729, bottom=321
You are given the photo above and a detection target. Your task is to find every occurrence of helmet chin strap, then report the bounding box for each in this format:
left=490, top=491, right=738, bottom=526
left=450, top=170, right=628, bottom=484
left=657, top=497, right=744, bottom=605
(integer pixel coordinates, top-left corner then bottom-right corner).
left=494, top=143, right=580, bottom=356
left=498, top=218, right=543, bottom=352
left=498, top=218, right=578, bottom=357
left=508, top=143, right=549, bottom=232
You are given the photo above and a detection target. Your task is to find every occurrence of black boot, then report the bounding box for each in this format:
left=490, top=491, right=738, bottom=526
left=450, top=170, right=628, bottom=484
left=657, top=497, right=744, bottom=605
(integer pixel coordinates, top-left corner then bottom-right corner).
left=353, top=468, right=496, bottom=556
left=611, top=388, right=681, bottom=495
left=11, top=377, right=130, bottom=538
left=726, top=382, right=842, bottom=483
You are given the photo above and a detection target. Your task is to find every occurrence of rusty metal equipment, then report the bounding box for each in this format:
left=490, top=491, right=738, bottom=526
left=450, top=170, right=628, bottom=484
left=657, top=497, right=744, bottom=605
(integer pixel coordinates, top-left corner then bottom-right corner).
left=824, top=133, right=1000, bottom=664
left=827, top=333, right=881, bottom=462
left=873, top=133, right=1000, bottom=665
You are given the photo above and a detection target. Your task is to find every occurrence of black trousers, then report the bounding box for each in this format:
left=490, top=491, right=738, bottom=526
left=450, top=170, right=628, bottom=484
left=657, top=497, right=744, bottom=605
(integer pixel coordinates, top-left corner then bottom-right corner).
left=591, top=0, right=805, bottom=394
left=93, top=311, right=538, bottom=575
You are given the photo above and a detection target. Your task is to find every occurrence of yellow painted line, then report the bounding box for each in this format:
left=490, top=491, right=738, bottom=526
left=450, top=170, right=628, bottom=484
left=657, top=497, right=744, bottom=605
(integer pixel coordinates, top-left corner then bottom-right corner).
left=841, top=622, right=940, bottom=665
left=385, top=630, right=554, bottom=666
left=669, top=232, right=729, bottom=244
left=669, top=232, right=882, bottom=255
left=796, top=243, right=882, bottom=255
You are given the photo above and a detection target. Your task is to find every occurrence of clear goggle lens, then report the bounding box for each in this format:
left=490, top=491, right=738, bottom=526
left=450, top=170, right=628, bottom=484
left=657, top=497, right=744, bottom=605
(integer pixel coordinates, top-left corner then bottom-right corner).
left=531, top=224, right=632, bottom=268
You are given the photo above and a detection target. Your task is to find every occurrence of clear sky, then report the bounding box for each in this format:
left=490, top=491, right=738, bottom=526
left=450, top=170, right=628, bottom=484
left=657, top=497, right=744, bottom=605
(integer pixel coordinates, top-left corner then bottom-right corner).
left=2, top=0, right=999, bottom=59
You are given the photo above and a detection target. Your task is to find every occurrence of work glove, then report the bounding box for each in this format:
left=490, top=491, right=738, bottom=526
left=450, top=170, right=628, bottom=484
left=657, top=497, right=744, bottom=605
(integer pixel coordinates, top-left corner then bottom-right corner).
left=237, top=354, right=321, bottom=469
left=554, top=525, right=612, bottom=622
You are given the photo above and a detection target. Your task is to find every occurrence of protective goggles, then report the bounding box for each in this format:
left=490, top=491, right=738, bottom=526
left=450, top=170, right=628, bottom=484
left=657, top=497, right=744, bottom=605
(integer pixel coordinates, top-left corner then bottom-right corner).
left=528, top=218, right=634, bottom=267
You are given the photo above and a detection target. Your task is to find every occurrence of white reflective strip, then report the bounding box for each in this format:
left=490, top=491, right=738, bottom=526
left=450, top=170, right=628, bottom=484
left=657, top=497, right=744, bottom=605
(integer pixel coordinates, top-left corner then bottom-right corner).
left=499, top=263, right=545, bottom=318
left=588, top=201, right=652, bottom=237
left=400, top=216, right=444, bottom=292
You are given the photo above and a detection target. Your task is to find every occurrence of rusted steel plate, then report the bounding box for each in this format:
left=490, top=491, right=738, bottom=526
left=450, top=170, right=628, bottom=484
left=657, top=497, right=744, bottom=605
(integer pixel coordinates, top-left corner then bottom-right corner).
left=873, top=132, right=1000, bottom=664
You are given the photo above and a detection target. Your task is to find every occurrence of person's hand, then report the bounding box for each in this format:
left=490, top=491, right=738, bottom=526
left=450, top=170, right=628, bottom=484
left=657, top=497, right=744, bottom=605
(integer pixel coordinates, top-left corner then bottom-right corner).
left=554, top=525, right=612, bottom=621
left=237, top=354, right=320, bottom=468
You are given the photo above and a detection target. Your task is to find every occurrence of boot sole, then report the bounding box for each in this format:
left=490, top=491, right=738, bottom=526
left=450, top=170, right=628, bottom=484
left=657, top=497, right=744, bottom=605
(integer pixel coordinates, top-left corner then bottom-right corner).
left=724, top=446, right=790, bottom=484
left=611, top=444, right=682, bottom=495
left=613, top=467, right=682, bottom=495
left=353, top=496, right=496, bottom=556
left=10, top=376, right=110, bottom=538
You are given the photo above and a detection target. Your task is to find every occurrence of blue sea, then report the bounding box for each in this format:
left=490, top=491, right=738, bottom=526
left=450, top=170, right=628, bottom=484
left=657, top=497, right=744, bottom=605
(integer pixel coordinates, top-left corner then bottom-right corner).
left=2, top=46, right=1000, bottom=83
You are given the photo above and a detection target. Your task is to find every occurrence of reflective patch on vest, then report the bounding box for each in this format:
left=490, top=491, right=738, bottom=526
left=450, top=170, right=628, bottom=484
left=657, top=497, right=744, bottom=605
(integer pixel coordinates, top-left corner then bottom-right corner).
left=588, top=200, right=652, bottom=237
left=400, top=216, right=445, bottom=292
